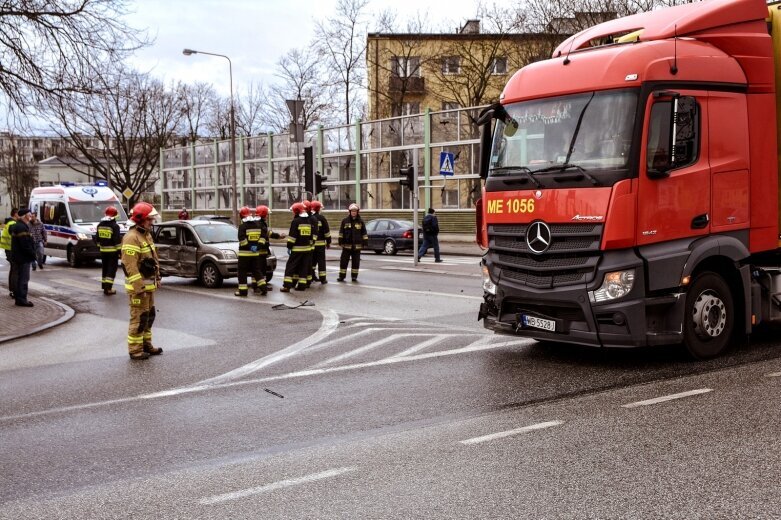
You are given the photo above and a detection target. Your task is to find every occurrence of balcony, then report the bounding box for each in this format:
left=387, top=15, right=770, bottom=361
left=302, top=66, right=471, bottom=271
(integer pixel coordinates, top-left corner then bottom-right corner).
left=389, top=75, right=425, bottom=94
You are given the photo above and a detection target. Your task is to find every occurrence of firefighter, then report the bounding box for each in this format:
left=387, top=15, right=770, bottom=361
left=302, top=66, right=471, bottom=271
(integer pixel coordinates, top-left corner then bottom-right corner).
left=337, top=203, right=368, bottom=282
left=302, top=200, right=317, bottom=288
left=255, top=205, right=283, bottom=294
left=280, top=202, right=312, bottom=292
left=235, top=206, right=263, bottom=297
left=310, top=200, right=331, bottom=283
left=95, top=206, right=122, bottom=295
left=121, top=202, right=163, bottom=360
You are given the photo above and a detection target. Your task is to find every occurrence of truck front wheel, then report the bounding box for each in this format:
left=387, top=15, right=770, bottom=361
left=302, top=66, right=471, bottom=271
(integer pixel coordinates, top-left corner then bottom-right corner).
left=683, top=271, right=734, bottom=359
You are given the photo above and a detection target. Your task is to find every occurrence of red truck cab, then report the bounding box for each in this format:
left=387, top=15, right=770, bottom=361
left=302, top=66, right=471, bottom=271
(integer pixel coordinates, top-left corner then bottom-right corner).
left=478, top=0, right=781, bottom=358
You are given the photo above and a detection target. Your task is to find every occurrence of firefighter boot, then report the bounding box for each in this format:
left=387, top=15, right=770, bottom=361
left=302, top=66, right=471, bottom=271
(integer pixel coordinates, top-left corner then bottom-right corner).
left=143, top=344, right=163, bottom=355
left=129, top=351, right=150, bottom=361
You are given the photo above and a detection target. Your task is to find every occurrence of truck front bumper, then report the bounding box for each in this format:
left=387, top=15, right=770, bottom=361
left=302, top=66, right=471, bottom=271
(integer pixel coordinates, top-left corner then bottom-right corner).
left=481, top=250, right=685, bottom=348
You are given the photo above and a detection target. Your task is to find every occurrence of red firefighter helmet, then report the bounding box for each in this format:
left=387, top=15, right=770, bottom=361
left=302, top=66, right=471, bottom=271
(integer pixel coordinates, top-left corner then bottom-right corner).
left=239, top=206, right=251, bottom=219
left=302, top=200, right=312, bottom=211
left=255, top=205, right=269, bottom=218
left=290, top=202, right=306, bottom=215
left=310, top=200, right=322, bottom=212
left=130, top=202, right=158, bottom=224
left=105, top=206, right=118, bottom=217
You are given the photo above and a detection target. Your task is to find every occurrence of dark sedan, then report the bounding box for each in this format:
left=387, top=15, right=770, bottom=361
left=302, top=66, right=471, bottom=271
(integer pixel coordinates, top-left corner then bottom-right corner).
left=366, top=218, right=422, bottom=255
left=153, top=220, right=277, bottom=288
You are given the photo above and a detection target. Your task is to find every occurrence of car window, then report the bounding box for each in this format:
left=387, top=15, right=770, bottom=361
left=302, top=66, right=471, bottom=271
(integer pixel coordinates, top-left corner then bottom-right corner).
left=374, top=220, right=389, bottom=232
left=195, top=224, right=238, bottom=243
left=387, top=221, right=399, bottom=230
left=365, top=220, right=378, bottom=232
left=156, top=226, right=179, bottom=245
left=181, top=228, right=197, bottom=247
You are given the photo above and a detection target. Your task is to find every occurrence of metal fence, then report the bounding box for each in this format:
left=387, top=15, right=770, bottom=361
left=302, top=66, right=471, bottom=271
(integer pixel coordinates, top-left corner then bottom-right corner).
left=159, top=105, right=485, bottom=215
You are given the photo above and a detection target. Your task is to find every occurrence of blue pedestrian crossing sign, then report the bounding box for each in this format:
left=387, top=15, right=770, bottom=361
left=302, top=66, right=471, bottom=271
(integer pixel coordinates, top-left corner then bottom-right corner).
left=439, top=151, right=455, bottom=176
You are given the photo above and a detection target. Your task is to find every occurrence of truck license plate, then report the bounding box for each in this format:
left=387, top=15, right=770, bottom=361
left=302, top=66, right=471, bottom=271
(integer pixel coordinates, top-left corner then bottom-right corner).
left=521, top=315, right=556, bottom=332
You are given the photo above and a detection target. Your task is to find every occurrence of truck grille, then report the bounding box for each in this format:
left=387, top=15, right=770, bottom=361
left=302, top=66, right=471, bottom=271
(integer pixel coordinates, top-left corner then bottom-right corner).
left=488, top=223, right=602, bottom=288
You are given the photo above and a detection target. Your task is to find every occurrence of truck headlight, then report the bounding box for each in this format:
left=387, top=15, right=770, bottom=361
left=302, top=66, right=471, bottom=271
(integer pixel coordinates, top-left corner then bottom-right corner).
left=482, top=263, right=496, bottom=295
left=589, top=269, right=635, bottom=303
left=221, top=249, right=237, bottom=259
left=77, top=232, right=90, bottom=240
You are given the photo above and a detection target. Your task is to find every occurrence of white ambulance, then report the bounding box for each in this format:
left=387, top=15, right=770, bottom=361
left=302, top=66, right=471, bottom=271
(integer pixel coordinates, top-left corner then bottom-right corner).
left=29, top=182, right=129, bottom=267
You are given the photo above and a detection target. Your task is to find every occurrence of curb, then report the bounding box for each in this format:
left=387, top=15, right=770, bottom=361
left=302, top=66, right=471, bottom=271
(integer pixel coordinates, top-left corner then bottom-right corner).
left=0, top=297, right=76, bottom=344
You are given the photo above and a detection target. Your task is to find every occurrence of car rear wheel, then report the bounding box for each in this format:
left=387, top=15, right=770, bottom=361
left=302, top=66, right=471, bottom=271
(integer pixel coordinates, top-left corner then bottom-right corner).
left=199, top=261, right=223, bottom=288
left=383, top=239, right=397, bottom=255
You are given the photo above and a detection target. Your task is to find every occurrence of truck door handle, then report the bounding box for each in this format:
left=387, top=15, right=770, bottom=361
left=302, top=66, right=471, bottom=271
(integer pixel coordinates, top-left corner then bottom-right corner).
left=691, top=213, right=709, bottom=229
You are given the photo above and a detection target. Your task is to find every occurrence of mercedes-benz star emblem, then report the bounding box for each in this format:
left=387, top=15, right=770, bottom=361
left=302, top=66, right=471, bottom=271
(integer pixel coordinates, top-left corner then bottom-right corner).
left=526, top=221, right=552, bottom=255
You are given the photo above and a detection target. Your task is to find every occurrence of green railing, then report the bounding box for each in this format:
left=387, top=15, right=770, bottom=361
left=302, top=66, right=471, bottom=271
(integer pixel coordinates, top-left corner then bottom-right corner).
left=160, top=106, right=487, bottom=233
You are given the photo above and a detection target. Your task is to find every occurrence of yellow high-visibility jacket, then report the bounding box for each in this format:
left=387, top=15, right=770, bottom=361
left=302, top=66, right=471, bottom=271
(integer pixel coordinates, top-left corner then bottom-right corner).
left=121, top=226, right=159, bottom=294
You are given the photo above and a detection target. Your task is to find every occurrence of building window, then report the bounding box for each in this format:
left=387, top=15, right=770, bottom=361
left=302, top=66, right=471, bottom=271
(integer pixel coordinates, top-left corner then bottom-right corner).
left=490, top=57, right=508, bottom=75
left=441, top=102, right=460, bottom=120
left=442, top=56, right=461, bottom=75
left=392, top=56, right=420, bottom=78
left=400, top=102, right=420, bottom=116
left=442, top=189, right=459, bottom=208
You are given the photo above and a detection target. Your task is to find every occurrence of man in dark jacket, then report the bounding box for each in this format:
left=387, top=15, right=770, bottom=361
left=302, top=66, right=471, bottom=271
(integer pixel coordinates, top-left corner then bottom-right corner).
left=418, top=208, right=442, bottom=262
left=337, top=203, right=368, bottom=282
left=10, top=208, right=37, bottom=306
left=281, top=202, right=313, bottom=292
left=310, top=200, right=331, bottom=283
left=2, top=208, right=18, bottom=298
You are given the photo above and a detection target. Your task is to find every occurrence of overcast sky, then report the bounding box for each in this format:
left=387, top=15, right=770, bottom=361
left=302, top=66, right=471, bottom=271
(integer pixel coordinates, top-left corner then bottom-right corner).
left=124, top=0, right=479, bottom=98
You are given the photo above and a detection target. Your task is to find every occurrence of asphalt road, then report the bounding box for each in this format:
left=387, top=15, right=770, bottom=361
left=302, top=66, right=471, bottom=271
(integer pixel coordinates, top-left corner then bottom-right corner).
left=1, top=247, right=781, bottom=518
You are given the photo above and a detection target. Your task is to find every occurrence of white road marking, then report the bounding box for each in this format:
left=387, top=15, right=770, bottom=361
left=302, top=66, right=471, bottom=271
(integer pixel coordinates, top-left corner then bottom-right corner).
left=0, top=337, right=531, bottom=423
left=766, top=372, right=781, bottom=377
left=195, top=308, right=340, bottom=387
left=389, top=334, right=450, bottom=359
left=621, top=388, right=713, bottom=408
left=460, top=421, right=564, bottom=445
left=55, top=278, right=103, bottom=292
left=199, top=467, right=357, bottom=505
left=315, top=335, right=401, bottom=367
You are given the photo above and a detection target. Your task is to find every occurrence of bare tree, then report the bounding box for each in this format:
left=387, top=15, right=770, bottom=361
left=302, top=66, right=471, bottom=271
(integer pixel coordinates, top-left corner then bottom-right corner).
left=0, top=138, right=37, bottom=208
left=366, top=10, right=434, bottom=120
left=235, top=81, right=269, bottom=137
left=48, top=69, right=181, bottom=206
left=0, top=0, right=148, bottom=115
left=266, top=48, right=335, bottom=133
left=176, top=81, right=217, bottom=143
left=314, top=0, right=369, bottom=126
left=204, top=96, right=232, bottom=140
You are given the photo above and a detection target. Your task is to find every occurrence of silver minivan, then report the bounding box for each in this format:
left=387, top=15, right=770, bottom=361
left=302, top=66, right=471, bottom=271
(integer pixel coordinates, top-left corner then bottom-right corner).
left=153, top=220, right=277, bottom=288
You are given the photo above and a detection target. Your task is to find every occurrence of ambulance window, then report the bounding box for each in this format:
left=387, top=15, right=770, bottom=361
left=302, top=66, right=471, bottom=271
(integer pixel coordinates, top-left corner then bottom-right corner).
left=41, top=202, right=68, bottom=226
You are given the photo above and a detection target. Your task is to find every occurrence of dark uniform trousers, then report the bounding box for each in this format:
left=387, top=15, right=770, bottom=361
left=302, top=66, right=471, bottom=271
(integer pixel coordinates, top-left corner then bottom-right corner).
left=339, top=247, right=361, bottom=280
left=101, top=252, right=119, bottom=291
left=313, top=245, right=327, bottom=282
left=283, top=250, right=311, bottom=289
left=237, top=255, right=262, bottom=295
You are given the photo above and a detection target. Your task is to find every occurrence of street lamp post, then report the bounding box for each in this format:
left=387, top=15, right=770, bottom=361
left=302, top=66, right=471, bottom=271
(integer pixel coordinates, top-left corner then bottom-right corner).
left=182, top=48, right=238, bottom=224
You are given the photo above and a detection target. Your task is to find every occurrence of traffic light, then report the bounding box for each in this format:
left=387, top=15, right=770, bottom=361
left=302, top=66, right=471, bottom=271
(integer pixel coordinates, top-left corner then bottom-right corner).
left=315, top=173, right=324, bottom=195
left=304, top=146, right=314, bottom=194
left=399, top=165, right=414, bottom=189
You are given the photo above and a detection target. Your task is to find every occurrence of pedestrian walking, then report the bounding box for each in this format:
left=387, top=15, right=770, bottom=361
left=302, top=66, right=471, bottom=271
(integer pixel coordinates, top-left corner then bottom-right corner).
left=95, top=206, right=121, bottom=295
left=255, top=205, right=283, bottom=294
left=178, top=207, right=189, bottom=220
left=311, top=200, right=331, bottom=283
left=337, top=203, right=368, bottom=282
left=121, top=202, right=163, bottom=361
left=418, top=208, right=442, bottom=262
left=235, top=206, right=263, bottom=297
left=281, top=202, right=313, bottom=292
left=28, top=212, right=47, bottom=271
left=1, top=208, right=18, bottom=298
left=10, top=209, right=36, bottom=307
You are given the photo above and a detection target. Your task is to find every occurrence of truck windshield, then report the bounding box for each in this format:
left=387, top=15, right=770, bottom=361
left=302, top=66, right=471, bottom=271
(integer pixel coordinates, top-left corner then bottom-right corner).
left=489, top=89, right=638, bottom=182
left=69, top=201, right=127, bottom=223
